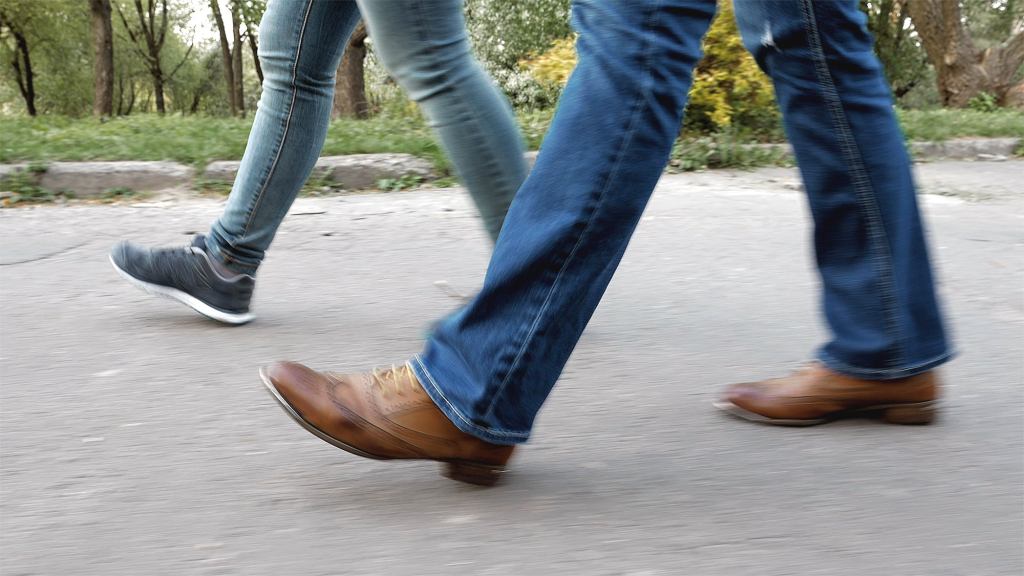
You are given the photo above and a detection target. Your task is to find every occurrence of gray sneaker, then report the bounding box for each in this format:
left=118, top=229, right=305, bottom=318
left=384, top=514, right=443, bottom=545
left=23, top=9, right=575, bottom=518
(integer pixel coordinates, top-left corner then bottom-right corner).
left=110, top=235, right=255, bottom=324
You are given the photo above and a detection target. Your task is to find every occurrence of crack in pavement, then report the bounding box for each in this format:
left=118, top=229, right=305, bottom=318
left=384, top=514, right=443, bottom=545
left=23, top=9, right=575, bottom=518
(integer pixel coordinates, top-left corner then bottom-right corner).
left=0, top=240, right=91, bottom=266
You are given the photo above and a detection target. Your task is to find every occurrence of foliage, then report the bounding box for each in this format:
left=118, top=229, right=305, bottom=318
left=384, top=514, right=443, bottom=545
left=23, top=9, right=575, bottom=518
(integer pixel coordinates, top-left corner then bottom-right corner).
left=377, top=174, right=424, bottom=192
left=684, top=0, right=778, bottom=135
left=519, top=35, right=575, bottom=85
left=0, top=167, right=73, bottom=206
left=464, top=0, right=571, bottom=69
left=518, top=0, right=780, bottom=136
left=0, top=0, right=93, bottom=115
left=3, top=107, right=1019, bottom=170
left=464, top=0, right=571, bottom=109
left=967, top=92, right=1001, bottom=113
left=861, top=0, right=930, bottom=101
left=896, top=107, right=1024, bottom=141
left=668, top=130, right=792, bottom=172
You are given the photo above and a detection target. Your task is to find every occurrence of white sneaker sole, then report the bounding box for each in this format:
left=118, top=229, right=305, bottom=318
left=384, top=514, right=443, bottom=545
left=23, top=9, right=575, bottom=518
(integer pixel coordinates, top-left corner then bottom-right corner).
left=110, top=255, right=255, bottom=325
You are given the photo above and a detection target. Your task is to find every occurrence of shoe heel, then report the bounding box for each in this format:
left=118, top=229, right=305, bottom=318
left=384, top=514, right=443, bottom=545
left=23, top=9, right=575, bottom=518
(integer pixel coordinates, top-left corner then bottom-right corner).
left=442, top=461, right=505, bottom=486
left=881, top=401, right=937, bottom=425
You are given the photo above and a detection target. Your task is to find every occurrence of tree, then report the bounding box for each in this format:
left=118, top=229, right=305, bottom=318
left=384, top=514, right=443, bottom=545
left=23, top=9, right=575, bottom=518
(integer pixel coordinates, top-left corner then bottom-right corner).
left=89, top=0, right=114, bottom=116
left=0, top=1, right=92, bottom=116
left=0, top=7, right=36, bottom=115
left=209, top=0, right=235, bottom=114
left=209, top=0, right=249, bottom=116
left=333, top=21, right=368, bottom=119
left=238, top=0, right=264, bottom=84
left=116, top=0, right=173, bottom=113
left=230, top=0, right=244, bottom=114
left=861, top=0, right=929, bottom=99
left=906, top=0, right=1024, bottom=107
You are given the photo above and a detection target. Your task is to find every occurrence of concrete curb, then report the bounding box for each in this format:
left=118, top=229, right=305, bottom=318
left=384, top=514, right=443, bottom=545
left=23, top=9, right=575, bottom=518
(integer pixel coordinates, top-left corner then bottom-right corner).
left=0, top=138, right=1017, bottom=198
left=744, top=137, right=1021, bottom=163
left=202, top=153, right=434, bottom=190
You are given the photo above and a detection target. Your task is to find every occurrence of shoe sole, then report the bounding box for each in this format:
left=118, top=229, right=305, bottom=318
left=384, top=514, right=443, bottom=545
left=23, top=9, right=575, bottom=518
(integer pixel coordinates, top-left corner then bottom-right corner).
left=259, top=367, right=506, bottom=486
left=110, top=255, right=255, bottom=325
left=712, top=399, right=939, bottom=426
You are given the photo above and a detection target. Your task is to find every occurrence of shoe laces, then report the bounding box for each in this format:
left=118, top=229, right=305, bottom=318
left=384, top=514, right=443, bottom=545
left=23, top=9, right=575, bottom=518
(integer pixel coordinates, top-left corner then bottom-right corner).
left=371, top=363, right=420, bottom=398
left=153, top=243, right=208, bottom=287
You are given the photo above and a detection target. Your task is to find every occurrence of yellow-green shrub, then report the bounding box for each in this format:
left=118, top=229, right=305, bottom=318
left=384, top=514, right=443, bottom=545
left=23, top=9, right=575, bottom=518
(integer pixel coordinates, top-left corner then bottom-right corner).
left=519, top=0, right=780, bottom=137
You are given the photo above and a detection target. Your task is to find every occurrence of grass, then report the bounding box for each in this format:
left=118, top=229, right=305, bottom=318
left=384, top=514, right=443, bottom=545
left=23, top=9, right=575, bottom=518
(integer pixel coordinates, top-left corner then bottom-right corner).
left=897, top=108, right=1024, bottom=142
left=0, top=107, right=1019, bottom=176
left=0, top=113, right=446, bottom=170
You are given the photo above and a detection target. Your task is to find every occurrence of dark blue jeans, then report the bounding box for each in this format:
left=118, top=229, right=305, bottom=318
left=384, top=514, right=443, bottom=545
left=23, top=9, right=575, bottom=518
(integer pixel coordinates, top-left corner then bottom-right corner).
left=413, top=0, right=951, bottom=445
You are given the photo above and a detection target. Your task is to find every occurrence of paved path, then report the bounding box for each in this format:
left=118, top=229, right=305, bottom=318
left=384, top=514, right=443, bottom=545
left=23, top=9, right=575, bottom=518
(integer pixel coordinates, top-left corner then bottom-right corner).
left=2, top=161, right=1022, bottom=575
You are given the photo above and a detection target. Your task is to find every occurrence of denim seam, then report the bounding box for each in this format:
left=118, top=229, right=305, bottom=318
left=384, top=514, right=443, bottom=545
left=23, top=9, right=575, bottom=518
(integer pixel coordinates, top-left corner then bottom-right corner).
left=480, top=2, right=663, bottom=422
left=412, top=354, right=529, bottom=439
left=798, top=0, right=906, bottom=368
left=235, top=0, right=316, bottom=247
left=818, top=349, right=953, bottom=379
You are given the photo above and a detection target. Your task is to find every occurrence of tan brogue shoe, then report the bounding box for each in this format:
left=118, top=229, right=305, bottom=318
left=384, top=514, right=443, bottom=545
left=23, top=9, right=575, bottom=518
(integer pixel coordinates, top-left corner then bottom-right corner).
left=260, top=361, right=514, bottom=486
left=715, top=363, right=940, bottom=426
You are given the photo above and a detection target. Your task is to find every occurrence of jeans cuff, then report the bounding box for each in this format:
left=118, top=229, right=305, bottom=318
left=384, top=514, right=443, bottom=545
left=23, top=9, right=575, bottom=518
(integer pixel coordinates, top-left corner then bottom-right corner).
left=411, top=355, right=528, bottom=446
left=816, top=349, right=954, bottom=380
left=204, top=235, right=260, bottom=277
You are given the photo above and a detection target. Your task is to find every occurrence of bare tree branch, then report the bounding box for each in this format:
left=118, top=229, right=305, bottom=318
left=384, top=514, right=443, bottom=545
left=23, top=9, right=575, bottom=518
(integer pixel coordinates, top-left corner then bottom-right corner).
left=167, top=43, right=195, bottom=80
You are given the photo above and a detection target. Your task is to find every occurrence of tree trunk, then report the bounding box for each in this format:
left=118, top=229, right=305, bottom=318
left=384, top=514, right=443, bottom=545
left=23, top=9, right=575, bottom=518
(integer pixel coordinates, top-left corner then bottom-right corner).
left=230, top=1, right=245, bottom=115
left=11, top=28, right=36, bottom=116
left=89, top=0, right=115, bottom=117
left=153, top=67, right=165, bottom=114
left=116, top=74, right=124, bottom=115
left=906, top=0, right=1024, bottom=107
left=240, top=6, right=263, bottom=84
left=115, top=0, right=171, bottom=115
left=126, top=80, right=137, bottom=115
left=247, top=30, right=262, bottom=84
left=332, top=22, right=368, bottom=119
left=209, top=0, right=236, bottom=115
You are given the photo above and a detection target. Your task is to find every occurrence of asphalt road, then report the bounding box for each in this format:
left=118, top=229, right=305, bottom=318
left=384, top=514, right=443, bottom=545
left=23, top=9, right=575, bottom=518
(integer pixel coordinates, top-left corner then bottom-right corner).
left=2, top=160, right=1022, bottom=576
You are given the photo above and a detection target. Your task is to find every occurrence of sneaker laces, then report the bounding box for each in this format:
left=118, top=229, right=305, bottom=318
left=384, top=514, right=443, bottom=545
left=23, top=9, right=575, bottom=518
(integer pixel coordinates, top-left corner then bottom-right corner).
left=152, top=242, right=208, bottom=287
left=370, top=363, right=419, bottom=398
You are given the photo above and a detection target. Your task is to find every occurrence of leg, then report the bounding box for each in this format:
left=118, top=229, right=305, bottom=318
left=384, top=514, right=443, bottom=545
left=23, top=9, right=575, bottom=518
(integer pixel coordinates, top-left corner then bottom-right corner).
left=411, top=0, right=718, bottom=443
left=206, top=0, right=361, bottom=275
left=261, top=1, right=718, bottom=484
left=716, top=0, right=951, bottom=426
left=732, top=0, right=950, bottom=377
left=355, top=0, right=527, bottom=241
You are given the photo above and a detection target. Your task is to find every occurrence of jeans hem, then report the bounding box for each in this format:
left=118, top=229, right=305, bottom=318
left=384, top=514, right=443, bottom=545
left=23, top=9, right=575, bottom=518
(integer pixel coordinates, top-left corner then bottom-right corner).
left=816, top=349, right=953, bottom=380
left=204, top=236, right=261, bottom=277
left=411, top=355, right=528, bottom=446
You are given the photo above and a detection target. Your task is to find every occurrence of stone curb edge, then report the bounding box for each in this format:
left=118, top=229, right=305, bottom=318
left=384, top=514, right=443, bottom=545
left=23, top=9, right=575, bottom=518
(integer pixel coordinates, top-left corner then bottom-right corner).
left=0, top=138, right=1019, bottom=199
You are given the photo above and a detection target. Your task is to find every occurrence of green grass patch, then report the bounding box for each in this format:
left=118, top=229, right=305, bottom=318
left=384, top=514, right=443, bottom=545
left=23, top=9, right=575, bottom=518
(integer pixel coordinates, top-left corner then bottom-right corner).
left=0, top=113, right=447, bottom=171
left=897, top=109, right=1024, bottom=142
left=0, top=108, right=1019, bottom=178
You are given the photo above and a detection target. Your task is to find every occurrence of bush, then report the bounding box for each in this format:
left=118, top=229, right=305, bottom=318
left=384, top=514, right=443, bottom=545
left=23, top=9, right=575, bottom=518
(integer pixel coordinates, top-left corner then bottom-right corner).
left=518, top=0, right=780, bottom=138
left=684, top=0, right=779, bottom=136
left=967, top=92, right=1000, bottom=113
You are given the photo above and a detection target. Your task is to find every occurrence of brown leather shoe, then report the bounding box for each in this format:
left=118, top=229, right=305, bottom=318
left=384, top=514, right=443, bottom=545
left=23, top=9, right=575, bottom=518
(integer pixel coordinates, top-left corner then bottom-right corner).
left=715, top=363, right=940, bottom=426
left=260, top=361, right=514, bottom=486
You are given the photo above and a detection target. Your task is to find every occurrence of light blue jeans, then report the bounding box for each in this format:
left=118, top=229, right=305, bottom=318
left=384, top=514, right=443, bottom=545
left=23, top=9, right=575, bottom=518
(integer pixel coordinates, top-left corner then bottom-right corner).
left=414, top=0, right=951, bottom=445
left=207, top=0, right=527, bottom=275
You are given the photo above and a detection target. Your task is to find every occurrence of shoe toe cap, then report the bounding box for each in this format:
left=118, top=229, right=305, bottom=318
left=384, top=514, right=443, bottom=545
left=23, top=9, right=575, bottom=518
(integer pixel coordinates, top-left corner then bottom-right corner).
left=262, top=361, right=332, bottom=414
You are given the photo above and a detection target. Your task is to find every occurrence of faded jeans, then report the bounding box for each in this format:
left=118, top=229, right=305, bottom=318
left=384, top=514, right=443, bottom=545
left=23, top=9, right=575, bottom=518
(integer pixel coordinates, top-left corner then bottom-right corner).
left=413, top=0, right=951, bottom=445
left=206, top=0, right=527, bottom=275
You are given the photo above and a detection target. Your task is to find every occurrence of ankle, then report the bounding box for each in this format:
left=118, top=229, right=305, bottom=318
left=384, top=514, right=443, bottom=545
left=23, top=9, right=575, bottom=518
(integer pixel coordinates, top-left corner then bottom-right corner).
left=208, top=253, right=246, bottom=280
